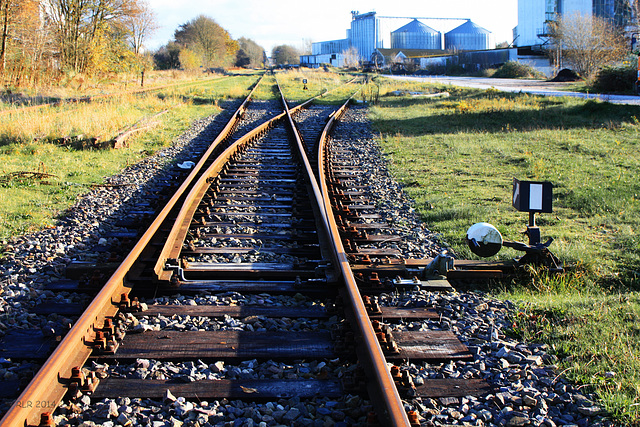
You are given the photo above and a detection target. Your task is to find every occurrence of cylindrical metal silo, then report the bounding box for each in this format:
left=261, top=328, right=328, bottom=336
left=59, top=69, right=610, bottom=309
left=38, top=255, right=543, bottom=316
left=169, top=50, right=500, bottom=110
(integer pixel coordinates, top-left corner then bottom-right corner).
left=445, top=20, right=493, bottom=51
left=391, top=19, right=442, bottom=50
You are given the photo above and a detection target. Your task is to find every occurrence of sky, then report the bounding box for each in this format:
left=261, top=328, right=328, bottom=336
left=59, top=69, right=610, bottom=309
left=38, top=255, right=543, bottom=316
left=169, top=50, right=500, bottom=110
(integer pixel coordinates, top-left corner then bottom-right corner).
left=145, top=0, right=518, bottom=55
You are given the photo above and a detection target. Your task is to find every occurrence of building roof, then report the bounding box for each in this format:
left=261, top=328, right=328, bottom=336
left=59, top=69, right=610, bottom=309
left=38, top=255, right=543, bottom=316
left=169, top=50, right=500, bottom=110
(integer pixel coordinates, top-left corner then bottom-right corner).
left=446, top=20, right=491, bottom=35
left=392, top=19, right=439, bottom=35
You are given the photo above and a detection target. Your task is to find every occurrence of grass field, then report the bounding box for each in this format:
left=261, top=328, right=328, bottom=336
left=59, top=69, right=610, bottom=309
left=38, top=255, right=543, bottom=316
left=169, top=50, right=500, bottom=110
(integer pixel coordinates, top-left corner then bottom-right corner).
left=0, top=72, right=260, bottom=238
left=367, top=76, right=640, bottom=424
left=0, top=69, right=358, bottom=239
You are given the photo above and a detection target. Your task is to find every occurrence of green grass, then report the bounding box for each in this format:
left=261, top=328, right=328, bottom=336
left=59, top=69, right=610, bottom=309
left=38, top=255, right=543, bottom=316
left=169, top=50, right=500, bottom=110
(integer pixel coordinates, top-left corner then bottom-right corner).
left=0, top=70, right=363, bottom=240
left=368, top=76, right=640, bottom=425
left=370, top=82, right=640, bottom=285
left=274, top=69, right=359, bottom=104
left=505, top=285, right=640, bottom=423
left=0, top=73, right=261, bottom=239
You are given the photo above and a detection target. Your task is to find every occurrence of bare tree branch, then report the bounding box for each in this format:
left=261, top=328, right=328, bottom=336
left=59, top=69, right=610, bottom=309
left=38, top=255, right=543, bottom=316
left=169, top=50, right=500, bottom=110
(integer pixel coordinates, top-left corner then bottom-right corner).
left=549, top=12, right=627, bottom=79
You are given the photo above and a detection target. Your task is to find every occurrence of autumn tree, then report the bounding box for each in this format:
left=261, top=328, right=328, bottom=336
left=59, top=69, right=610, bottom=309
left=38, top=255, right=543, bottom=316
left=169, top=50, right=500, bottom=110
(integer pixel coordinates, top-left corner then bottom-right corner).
left=0, top=0, right=17, bottom=73
left=235, top=37, right=265, bottom=68
left=87, top=21, right=138, bottom=74
left=154, top=41, right=181, bottom=70
left=549, top=12, right=627, bottom=79
left=271, top=44, right=300, bottom=66
left=123, top=0, right=157, bottom=55
left=178, top=48, right=201, bottom=72
left=174, top=15, right=238, bottom=69
left=43, top=0, right=140, bottom=74
left=1, top=0, right=46, bottom=84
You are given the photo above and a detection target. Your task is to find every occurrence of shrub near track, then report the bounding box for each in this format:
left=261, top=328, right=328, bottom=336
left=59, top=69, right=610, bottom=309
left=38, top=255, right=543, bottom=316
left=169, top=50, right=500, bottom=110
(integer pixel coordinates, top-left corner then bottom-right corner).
left=368, top=78, right=640, bottom=424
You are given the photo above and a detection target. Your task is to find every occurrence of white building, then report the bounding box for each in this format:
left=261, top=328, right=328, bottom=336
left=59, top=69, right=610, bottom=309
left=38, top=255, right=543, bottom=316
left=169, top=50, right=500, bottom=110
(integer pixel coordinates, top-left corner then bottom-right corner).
left=516, top=0, right=636, bottom=48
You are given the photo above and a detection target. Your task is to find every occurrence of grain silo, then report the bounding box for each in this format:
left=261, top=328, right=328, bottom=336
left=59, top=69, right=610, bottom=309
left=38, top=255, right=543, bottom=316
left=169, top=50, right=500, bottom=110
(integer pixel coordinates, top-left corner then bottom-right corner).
left=445, top=20, right=493, bottom=51
left=391, top=19, right=442, bottom=50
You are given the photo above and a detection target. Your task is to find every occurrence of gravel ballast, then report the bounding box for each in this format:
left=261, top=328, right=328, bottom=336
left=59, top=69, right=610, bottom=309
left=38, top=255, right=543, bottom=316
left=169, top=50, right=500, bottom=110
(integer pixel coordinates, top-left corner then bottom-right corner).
left=0, top=103, right=614, bottom=426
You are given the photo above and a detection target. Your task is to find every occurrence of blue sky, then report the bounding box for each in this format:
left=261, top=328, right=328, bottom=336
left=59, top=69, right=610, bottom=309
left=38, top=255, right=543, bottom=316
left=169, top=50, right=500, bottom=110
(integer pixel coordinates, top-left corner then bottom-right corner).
left=146, top=0, right=518, bottom=54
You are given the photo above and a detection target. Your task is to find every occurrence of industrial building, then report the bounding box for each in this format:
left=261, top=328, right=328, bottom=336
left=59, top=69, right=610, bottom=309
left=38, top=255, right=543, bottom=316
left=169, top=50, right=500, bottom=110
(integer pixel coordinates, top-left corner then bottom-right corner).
left=300, top=11, right=493, bottom=68
left=391, top=19, right=442, bottom=50
left=515, top=0, right=637, bottom=49
left=445, top=21, right=495, bottom=51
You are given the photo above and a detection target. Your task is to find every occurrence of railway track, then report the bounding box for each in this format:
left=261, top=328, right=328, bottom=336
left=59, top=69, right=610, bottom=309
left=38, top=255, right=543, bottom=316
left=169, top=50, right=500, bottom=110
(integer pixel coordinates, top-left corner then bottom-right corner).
left=0, top=73, right=490, bottom=427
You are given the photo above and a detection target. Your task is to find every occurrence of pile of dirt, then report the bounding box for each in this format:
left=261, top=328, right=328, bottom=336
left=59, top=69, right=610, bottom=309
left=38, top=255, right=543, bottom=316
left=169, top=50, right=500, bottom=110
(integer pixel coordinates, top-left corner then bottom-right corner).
left=550, top=68, right=581, bottom=82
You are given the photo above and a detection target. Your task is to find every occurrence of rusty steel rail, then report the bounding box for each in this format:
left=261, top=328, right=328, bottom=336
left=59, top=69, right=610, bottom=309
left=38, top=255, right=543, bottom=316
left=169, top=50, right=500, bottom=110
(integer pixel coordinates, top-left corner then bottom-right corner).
left=153, top=94, right=316, bottom=281
left=154, top=70, right=350, bottom=281
left=1, top=73, right=389, bottom=427
left=0, top=75, right=264, bottom=427
left=277, top=74, right=410, bottom=425
left=316, top=95, right=412, bottom=426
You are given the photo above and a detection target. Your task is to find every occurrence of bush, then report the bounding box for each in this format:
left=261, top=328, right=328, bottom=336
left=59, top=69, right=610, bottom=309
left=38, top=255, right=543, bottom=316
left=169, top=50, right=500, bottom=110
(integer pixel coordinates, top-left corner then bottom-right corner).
left=479, top=68, right=497, bottom=78
left=591, top=65, right=637, bottom=94
left=492, top=61, right=544, bottom=79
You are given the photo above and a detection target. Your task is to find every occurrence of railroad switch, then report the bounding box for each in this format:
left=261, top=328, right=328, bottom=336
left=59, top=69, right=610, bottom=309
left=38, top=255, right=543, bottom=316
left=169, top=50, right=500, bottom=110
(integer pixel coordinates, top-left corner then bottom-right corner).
left=465, top=179, right=563, bottom=272
left=423, top=253, right=454, bottom=278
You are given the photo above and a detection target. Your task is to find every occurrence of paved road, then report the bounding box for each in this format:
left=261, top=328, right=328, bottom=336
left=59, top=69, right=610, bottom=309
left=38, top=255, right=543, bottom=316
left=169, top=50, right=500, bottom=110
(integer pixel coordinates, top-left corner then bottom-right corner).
left=388, top=75, right=640, bottom=106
